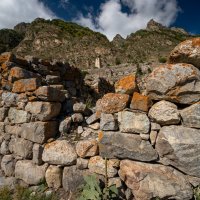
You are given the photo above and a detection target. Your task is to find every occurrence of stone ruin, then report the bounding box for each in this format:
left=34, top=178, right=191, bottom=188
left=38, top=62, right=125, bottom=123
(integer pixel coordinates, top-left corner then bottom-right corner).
left=0, top=37, right=200, bottom=200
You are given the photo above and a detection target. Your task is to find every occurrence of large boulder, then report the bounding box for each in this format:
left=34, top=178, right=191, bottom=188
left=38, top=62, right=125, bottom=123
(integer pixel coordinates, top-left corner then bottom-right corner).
left=119, top=160, right=193, bottom=200
left=21, top=122, right=58, bottom=144
left=146, top=63, right=200, bottom=104
left=148, top=100, right=180, bottom=125
left=96, top=93, right=130, bottom=114
left=120, top=110, right=150, bottom=134
left=42, top=140, right=77, bottom=165
left=156, top=125, right=200, bottom=177
left=25, top=101, right=61, bottom=121
left=15, top=160, right=48, bottom=185
left=180, top=102, right=200, bottom=128
left=99, top=132, right=158, bottom=161
left=168, top=37, right=200, bottom=69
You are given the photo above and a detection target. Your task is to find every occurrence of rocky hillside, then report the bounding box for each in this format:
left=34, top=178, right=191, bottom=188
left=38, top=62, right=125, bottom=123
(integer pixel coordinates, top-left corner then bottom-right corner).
left=0, top=18, right=193, bottom=69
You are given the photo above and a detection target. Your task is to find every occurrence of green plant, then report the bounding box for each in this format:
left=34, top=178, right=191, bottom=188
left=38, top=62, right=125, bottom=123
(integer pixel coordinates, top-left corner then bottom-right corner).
left=0, top=187, right=12, bottom=200
left=79, top=158, right=118, bottom=200
left=194, top=186, right=200, bottom=200
left=158, top=57, right=167, bottom=63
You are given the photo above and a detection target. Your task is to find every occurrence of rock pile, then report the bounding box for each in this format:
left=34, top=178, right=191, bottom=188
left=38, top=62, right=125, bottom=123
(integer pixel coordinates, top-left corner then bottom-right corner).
left=0, top=38, right=200, bottom=200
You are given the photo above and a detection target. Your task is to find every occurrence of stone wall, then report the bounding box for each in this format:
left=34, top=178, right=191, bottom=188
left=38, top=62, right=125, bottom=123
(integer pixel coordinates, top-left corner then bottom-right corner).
left=0, top=38, right=200, bottom=200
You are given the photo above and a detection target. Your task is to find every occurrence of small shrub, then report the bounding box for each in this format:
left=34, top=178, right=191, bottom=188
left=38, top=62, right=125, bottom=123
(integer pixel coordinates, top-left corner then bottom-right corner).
left=158, top=57, right=167, bottom=63
left=0, top=187, right=12, bottom=200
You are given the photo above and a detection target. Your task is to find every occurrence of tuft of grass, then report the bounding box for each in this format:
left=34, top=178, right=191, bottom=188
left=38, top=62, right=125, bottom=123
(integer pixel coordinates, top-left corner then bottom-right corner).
left=158, top=56, right=167, bottom=63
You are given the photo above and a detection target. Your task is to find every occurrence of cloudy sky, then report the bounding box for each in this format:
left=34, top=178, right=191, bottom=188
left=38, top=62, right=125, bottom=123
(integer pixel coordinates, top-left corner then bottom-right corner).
left=0, top=0, right=199, bottom=40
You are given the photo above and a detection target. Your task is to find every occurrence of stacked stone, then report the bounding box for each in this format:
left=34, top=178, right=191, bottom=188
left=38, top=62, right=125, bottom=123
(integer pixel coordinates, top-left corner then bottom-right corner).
left=0, top=52, right=83, bottom=191
left=0, top=37, right=200, bottom=200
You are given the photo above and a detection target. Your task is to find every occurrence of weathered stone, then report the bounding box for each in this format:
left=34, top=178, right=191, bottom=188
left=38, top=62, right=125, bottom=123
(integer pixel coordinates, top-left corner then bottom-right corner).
left=119, top=160, right=193, bottom=200
left=5, top=125, right=22, bottom=136
left=9, top=137, right=33, bottom=159
left=21, top=122, right=58, bottom=144
left=2, top=92, right=18, bottom=107
left=15, top=160, right=48, bottom=185
left=73, top=102, right=87, bottom=113
left=180, top=102, right=200, bottom=128
left=35, top=86, right=65, bottom=102
left=130, top=92, right=152, bottom=112
left=45, top=165, right=62, bottom=189
left=100, top=113, right=118, bottom=131
left=25, top=101, right=61, bottom=121
left=88, top=122, right=100, bottom=130
left=62, top=166, right=89, bottom=192
left=99, top=132, right=158, bottom=161
left=0, top=140, right=10, bottom=155
left=8, top=67, right=39, bottom=82
left=0, top=122, right=5, bottom=133
left=71, top=113, right=84, bottom=123
left=151, top=122, right=161, bottom=131
left=0, top=52, right=14, bottom=64
left=46, top=75, right=60, bottom=84
left=121, top=110, right=150, bottom=134
left=1, top=155, right=15, bottom=176
left=148, top=100, right=180, bottom=125
left=59, top=117, right=72, bottom=134
left=96, top=93, right=130, bottom=114
left=42, top=140, right=77, bottom=165
left=88, top=156, right=119, bottom=178
left=150, top=131, right=158, bottom=145
left=77, top=126, right=84, bottom=134
left=146, top=63, right=200, bottom=104
left=156, top=125, right=200, bottom=177
left=0, top=176, right=17, bottom=190
left=115, top=74, right=137, bottom=95
left=8, top=108, right=30, bottom=124
left=169, top=37, right=200, bottom=69
left=86, top=112, right=100, bottom=125
left=108, top=177, right=123, bottom=188
left=12, top=78, right=41, bottom=93
left=32, top=143, right=44, bottom=165
left=0, top=108, right=8, bottom=122
left=76, top=139, right=98, bottom=158
left=77, top=158, right=89, bottom=169
left=140, top=133, right=150, bottom=140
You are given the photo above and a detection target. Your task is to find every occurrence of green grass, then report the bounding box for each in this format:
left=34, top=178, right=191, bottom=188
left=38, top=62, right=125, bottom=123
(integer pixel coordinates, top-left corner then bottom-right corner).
left=0, top=186, right=58, bottom=200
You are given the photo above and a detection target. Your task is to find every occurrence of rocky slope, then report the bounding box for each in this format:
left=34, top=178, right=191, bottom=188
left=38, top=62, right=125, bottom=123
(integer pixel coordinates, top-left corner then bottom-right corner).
left=0, top=38, right=200, bottom=199
left=0, top=18, right=193, bottom=69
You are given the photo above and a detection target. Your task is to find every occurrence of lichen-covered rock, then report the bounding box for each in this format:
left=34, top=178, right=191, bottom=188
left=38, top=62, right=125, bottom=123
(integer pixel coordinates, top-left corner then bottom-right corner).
left=59, top=117, right=72, bottom=134
left=99, top=132, right=158, bottom=161
left=156, top=125, right=200, bottom=177
left=71, top=113, right=84, bottom=123
left=148, top=100, right=180, bottom=125
left=88, top=156, right=119, bottom=178
left=8, top=67, right=39, bottom=82
left=45, top=165, right=62, bottom=189
left=115, top=74, right=137, bottom=95
left=73, top=102, right=87, bottom=113
left=12, top=78, right=41, bottom=93
left=76, top=139, right=98, bottom=158
left=130, top=92, right=152, bottom=112
left=146, top=63, right=200, bottom=104
left=1, top=92, right=18, bottom=107
left=25, top=101, right=61, bottom=121
left=15, top=160, right=48, bottom=185
left=119, top=160, right=193, bottom=200
left=100, top=113, right=118, bottom=131
left=120, top=110, right=150, bottom=134
left=96, top=93, right=130, bottom=114
left=0, top=52, right=14, bottom=64
left=168, top=37, right=200, bottom=69
left=42, top=140, right=77, bottom=165
left=21, top=122, right=58, bottom=144
left=180, top=102, right=200, bottom=128
left=8, top=108, right=30, bottom=124
left=35, top=86, right=65, bottom=102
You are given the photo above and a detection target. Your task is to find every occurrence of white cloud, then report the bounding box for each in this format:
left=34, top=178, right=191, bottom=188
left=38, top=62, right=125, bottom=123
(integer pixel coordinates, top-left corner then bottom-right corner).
left=75, top=0, right=179, bottom=40
left=0, top=0, right=56, bottom=29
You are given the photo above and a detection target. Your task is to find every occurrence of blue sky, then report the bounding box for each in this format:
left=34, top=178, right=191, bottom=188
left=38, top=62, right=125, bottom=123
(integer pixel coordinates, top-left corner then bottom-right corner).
left=0, top=0, right=199, bottom=40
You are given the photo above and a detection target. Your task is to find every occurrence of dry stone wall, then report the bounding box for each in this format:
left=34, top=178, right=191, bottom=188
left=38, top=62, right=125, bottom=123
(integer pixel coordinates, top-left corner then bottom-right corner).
left=0, top=38, right=200, bottom=200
